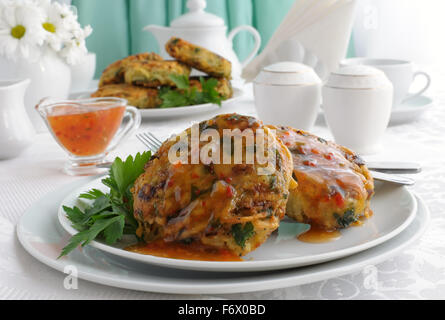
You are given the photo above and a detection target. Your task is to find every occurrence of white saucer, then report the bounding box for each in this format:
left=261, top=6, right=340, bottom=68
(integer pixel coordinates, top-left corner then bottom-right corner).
left=16, top=176, right=430, bottom=294
left=317, top=95, right=434, bottom=126
left=389, top=95, right=434, bottom=125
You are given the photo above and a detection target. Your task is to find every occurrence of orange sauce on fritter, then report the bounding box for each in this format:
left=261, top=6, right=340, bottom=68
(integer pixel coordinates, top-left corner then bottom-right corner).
left=298, top=226, right=341, bottom=243
left=125, top=240, right=242, bottom=262
left=47, top=104, right=125, bottom=156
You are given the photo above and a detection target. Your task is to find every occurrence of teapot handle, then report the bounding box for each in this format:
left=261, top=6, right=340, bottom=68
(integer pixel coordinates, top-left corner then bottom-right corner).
left=228, top=25, right=261, bottom=68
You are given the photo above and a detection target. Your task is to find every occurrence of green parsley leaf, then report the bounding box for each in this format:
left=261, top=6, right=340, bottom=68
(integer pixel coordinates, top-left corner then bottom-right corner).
left=169, top=74, right=190, bottom=90
left=334, top=209, right=357, bottom=228
left=59, top=151, right=151, bottom=258
left=103, top=215, right=125, bottom=245
left=159, top=75, right=223, bottom=108
left=78, top=188, right=106, bottom=200
left=231, top=222, right=255, bottom=248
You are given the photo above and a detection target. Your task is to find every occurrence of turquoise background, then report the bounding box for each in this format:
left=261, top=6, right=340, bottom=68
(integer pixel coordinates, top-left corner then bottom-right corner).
left=72, top=0, right=355, bottom=78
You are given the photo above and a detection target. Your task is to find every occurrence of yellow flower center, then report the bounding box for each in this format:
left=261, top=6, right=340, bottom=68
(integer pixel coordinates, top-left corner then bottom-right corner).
left=43, top=22, right=56, bottom=33
left=10, top=25, right=26, bottom=39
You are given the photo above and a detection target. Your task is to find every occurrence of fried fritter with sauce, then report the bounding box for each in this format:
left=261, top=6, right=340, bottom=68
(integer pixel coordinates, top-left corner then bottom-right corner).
left=91, top=84, right=162, bottom=109
left=98, top=52, right=163, bottom=87
left=269, top=126, right=374, bottom=231
left=166, top=37, right=232, bottom=79
left=124, top=60, right=191, bottom=88
left=132, top=114, right=296, bottom=257
left=189, top=76, right=233, bottom=99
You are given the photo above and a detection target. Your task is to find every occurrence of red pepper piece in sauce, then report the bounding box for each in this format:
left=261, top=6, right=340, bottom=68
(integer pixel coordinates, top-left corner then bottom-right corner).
left=226, top=185, right=234, bottom=197
left=303, top=160, right=317, bottom=167
left=324, top=153, right=334, bottom=160
left=333, top=192, right=345, bottom=207
left=311, top=148, right=320, bottom=155
left=191, top=172, right=199, bottom=179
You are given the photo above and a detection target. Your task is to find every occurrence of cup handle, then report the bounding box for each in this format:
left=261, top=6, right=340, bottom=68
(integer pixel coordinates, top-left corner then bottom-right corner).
left=105, top=106, right=141, bottom=153
left=228, top=25, right=262, bottom=68
left=403, top=71, right=431, bottom=103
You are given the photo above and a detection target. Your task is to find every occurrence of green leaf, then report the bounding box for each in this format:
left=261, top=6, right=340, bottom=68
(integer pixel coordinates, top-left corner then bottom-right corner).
left=63, top=205, right=85, bottom=224
left=201, top=77, right=222, bottom=106
left=58, top=229, right=90, bottom=258
left=231, top=222, right=255, bottom=248
left=103, top=215, right=125, bottom=244
left=84, top=195, right=110, bottom=217
left=79, top=188, right=106, bottom=200
left=169, top=74, right=190, bottom=90
left=334, top=209, right=357, bottom=228
left=110, top=151, right=151, bottom=197
left=159, top=75, right=223, bottom=108
left=58, top=152, right=151, bottom=258
left=160, top=89, right=190, bottom=108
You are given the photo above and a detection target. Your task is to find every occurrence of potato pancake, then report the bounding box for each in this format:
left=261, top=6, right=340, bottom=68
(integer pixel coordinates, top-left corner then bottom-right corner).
left=124, top=60, right=191, bottom=88
left=132, top=114, right=295, bottom=256
left=269, top=126, right=374, bottom=231
left=98, top=52, right=163, bottom=87
left=165, top=37, right=232, bottom=79
left=91, top=84, right=162, bottom=109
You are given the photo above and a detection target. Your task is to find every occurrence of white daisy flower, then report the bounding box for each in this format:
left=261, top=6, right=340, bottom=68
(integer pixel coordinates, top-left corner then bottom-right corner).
left=38, top=0, right=77, bottom=51
left=0, top=0, right=46, bottom=61
left=60, top=26, right=91, bottom=65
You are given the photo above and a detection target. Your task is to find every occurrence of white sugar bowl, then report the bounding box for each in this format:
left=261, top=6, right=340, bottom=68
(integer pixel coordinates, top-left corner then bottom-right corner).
left=322, top=65, right=393, bottom=155
left=253, top=62, right=322, bottom=131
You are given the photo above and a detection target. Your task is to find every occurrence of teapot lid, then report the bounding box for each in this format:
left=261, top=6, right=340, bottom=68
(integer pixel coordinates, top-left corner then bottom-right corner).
left=170, top=0, right=225, bottom=28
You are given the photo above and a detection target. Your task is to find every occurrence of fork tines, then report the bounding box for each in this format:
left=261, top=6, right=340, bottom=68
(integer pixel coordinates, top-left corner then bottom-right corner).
left=136, top=132, right=163, bottom=152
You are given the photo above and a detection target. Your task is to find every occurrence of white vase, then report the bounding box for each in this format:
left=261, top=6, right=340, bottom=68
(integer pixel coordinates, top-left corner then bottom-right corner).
left=70, top=52, right=96, bottom=93
left=0, top=50, right=71, bottom=132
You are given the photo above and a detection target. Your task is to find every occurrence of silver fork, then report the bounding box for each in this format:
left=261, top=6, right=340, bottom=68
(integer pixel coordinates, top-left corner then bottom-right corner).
left=135, top=131, right=162, bottom=152
left=102, top=132, right=415, bottom=185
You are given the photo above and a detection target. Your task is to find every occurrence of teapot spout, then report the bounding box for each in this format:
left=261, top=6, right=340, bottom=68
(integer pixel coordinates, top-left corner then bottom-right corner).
left=143, top=25, right=172, bottom=42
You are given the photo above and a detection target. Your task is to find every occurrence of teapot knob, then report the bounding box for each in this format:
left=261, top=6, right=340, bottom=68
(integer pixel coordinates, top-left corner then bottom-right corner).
left=187, top=0, right=206, bottom=12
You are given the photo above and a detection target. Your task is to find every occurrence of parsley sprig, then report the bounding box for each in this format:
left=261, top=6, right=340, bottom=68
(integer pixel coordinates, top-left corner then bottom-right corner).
left=59, top=151, right=151, bottom=258
left=231, top=222, right=255, bottom=248
left=159, top=75, right=223, bottom=108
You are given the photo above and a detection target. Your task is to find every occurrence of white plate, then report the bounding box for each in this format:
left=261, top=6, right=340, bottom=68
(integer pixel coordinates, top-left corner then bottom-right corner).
left=69, top=88, right=245, bottom=119
left=16, top=177, right=429, bottom=294
left=57, top=177, right=417, bottom=272
left=317, top=95, right=434, bottom=126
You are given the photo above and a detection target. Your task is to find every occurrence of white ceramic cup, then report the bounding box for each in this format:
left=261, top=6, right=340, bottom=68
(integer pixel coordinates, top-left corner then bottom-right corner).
left=322, top=65, right=393, bottom=155
left=253, top=62, right=322, bottom=131
left=340, top=58, right=430, bottom=108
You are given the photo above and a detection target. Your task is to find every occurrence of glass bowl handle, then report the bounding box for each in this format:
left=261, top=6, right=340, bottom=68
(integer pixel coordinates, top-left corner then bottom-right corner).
left=105, top=106, right=141, bottom=153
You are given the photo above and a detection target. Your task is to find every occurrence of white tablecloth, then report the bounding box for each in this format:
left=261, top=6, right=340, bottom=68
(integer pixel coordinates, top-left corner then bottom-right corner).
left=2, top=71, right=445, bottom=300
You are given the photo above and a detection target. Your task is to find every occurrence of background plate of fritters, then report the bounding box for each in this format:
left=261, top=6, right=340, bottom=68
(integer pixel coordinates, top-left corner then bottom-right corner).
left=57, top=168, right=417, bottom=272
left=70, top=87, right=245, bottom=119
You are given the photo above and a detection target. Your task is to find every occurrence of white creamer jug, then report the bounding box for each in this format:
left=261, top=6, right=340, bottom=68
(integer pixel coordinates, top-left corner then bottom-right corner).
left=0, top=79, right=35, bottom=159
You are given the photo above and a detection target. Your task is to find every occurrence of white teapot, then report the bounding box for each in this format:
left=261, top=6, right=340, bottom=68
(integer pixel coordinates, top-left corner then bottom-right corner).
left=144, top=0, right=261, bottom=79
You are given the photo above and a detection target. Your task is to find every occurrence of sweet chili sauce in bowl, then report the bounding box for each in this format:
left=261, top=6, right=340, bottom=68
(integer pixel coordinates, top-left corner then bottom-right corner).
left=47, top=103, right=125, bottom=156
left=36, top=97, right=141, bottom=175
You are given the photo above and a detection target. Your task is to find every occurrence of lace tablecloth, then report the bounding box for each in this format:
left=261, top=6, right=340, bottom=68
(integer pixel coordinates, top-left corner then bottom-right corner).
left=1, top=71, right=445, bottom=300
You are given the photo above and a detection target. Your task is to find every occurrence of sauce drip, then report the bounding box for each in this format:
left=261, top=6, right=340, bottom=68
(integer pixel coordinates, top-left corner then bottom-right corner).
left=47, top=104, right=125, bottom=156
left=298, top=227, right=341, bottom=243
left=126, top=240, right=242, bottom=262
